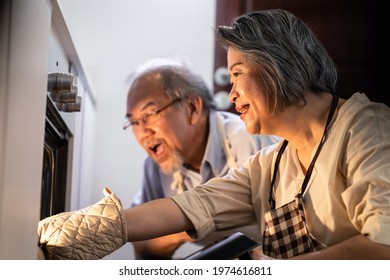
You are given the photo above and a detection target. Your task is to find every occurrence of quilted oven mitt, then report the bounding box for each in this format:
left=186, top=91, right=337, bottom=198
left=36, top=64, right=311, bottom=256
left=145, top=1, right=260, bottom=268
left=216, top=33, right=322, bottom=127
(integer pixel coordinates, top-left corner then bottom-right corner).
left=37, top=187, right=127, bottom=260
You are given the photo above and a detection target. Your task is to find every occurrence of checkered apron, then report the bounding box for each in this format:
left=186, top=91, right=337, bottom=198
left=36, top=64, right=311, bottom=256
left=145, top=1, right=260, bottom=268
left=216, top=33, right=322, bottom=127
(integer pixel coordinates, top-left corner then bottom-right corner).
left=262, top=95, right=338, bottom=259
left=262, top=193, right=326, bottom=258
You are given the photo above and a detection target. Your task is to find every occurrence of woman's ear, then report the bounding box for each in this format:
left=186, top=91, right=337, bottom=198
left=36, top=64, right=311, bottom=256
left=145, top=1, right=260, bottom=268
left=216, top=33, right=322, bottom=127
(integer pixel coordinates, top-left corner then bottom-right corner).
left=186, top=96, right=203, bottom=125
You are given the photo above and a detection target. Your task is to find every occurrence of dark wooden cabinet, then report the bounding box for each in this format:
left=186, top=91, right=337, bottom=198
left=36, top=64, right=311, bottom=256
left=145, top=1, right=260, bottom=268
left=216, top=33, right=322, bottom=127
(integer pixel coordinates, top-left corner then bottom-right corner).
left=213, top=0, right=388, bottom=109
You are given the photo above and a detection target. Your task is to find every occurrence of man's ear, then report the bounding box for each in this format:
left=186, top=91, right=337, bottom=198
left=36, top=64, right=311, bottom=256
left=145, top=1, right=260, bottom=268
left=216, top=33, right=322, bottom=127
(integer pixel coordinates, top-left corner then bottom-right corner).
left=186, top=96, right=203, bottom=125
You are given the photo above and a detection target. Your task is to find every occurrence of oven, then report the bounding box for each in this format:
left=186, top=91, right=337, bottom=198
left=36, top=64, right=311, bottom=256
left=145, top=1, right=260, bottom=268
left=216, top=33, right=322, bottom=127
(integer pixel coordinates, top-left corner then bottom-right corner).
left=41, top=72, right=81, bottom=219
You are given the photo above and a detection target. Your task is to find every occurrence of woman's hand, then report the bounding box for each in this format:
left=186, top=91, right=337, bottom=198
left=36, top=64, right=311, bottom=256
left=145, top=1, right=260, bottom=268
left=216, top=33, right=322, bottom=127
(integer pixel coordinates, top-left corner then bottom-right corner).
left=249, top=246, right=274, bottom=260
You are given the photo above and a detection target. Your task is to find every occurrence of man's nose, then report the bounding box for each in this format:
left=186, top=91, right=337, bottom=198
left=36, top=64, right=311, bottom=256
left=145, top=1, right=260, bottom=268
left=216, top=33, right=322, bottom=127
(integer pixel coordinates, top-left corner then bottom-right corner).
left=134, top=122, right=153, bottom=136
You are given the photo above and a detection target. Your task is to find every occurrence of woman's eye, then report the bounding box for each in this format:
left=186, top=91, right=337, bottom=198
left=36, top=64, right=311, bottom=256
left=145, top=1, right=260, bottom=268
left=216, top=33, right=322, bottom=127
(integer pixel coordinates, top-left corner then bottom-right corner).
left=230, top=72, right=240, bottom=84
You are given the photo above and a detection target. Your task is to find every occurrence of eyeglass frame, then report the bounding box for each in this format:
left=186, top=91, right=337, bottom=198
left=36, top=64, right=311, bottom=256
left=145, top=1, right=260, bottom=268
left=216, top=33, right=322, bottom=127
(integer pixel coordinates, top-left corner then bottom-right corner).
left=123, top=97, right=183, bottom=130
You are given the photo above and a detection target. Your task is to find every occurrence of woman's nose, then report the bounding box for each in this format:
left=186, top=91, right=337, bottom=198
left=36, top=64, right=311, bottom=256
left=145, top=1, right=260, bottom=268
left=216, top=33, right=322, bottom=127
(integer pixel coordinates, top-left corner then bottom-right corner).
left=229, top=87, right=238, bottom=103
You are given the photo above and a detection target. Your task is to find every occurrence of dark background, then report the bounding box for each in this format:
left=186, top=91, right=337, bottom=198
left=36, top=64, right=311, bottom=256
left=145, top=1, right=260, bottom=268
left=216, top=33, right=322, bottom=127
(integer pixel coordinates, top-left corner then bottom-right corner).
left=213, top=0, right=389, bottom=112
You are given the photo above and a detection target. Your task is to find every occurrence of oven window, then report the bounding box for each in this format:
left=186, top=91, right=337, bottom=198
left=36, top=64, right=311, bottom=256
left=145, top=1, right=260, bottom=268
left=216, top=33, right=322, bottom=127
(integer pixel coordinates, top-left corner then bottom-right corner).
left=40, top=96, right=72, bottom=220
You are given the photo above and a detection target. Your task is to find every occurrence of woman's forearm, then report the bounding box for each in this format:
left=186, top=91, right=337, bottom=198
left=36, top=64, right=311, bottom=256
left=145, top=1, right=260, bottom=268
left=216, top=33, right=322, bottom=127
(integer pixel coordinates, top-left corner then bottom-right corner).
left=292, top=235, right=390, bottom=260
left=124, top=197, right=194, bottom=242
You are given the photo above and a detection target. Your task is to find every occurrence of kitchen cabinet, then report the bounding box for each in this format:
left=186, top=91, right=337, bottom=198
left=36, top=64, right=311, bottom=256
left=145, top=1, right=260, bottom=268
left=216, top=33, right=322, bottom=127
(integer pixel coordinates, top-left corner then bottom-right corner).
left=213, top=0, right=388, bottom=108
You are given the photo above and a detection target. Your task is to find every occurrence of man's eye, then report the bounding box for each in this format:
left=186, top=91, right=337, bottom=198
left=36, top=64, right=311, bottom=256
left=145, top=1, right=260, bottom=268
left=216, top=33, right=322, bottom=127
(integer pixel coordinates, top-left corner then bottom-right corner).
left=130, top=120, right=139, bottom=126
left=143, top=112, right=153, bottom=120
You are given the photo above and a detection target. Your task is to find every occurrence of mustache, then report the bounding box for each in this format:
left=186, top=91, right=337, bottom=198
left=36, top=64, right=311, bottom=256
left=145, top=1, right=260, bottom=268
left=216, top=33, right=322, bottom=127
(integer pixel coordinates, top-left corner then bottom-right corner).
left=143, top=138, right=162, bottom=149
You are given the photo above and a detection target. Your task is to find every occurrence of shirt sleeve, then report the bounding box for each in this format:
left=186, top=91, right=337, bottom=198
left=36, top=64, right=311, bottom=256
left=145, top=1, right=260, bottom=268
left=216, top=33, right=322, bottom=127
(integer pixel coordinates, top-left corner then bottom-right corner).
left=341, top=102, right=390, bottom=245
left=171, top=158, right=258, bottom=240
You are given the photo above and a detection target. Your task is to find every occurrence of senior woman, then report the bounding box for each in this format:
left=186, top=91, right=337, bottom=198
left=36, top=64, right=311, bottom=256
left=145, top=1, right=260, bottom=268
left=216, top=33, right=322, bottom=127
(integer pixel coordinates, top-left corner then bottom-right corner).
left=38, top=9, right=390, bottom=260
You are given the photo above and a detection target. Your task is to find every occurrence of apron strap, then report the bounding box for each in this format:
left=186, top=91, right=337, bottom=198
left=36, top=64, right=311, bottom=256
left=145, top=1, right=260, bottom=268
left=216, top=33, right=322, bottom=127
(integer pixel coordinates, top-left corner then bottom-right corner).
left=268, top=95, right=339, bottom=209
left=301, top=94, right=339, bottom=193
left=268, top=140, right=288, bottom=209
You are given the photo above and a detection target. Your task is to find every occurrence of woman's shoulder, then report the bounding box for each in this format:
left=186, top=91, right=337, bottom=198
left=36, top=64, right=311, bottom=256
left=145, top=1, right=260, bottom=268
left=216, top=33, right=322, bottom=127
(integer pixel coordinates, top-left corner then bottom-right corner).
left=337, top=93, right=390, bottom=131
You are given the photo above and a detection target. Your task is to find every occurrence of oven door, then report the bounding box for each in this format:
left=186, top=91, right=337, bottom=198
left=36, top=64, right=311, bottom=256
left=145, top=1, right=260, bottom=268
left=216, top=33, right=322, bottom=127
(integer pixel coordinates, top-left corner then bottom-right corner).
left=40, top=96, right=72, bottom=219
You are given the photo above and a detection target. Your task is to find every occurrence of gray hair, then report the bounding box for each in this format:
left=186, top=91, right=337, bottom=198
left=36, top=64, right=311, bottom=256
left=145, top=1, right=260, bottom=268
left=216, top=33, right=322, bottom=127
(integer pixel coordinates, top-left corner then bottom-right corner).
left=217, top=9, right=337, bottom=114
left=127, top=58, right=216, bottom=112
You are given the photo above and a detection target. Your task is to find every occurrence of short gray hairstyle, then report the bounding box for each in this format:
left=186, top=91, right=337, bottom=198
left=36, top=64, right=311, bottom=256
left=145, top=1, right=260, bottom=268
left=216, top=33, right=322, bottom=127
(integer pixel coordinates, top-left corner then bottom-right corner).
left=217, top=9, right=337, bottom=114
left=127, top=58, right=216, bottom=112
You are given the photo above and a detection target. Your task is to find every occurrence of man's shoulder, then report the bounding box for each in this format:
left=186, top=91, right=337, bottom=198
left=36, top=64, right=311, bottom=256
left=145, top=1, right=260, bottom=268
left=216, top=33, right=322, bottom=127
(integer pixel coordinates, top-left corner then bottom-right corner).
left=216, top=111, right=279, bottom=141
left=216, top=111, right=245, bottom=131
left=217, top=110, right=241, bottom=121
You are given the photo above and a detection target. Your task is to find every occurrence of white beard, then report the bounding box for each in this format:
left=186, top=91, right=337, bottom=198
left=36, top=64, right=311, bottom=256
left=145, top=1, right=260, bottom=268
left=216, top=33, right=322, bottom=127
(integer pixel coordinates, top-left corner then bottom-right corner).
left=159, top=149, right=184, bottom=175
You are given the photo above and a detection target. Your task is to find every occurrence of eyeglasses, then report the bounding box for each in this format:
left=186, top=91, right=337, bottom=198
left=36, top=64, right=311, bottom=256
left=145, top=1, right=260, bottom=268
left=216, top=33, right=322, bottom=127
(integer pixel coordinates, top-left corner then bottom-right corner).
left=123, top=98, right=182, bottom=131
